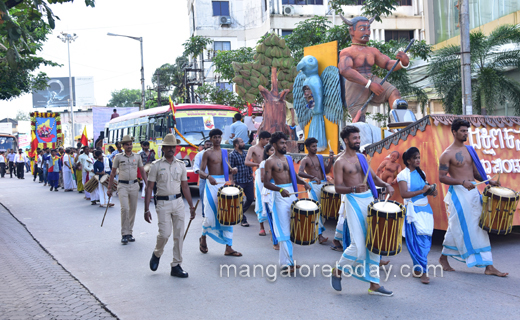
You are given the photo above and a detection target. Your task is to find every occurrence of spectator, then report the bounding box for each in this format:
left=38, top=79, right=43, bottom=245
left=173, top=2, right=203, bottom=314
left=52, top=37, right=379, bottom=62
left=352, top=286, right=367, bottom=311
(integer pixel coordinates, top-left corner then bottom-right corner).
left=111, top=109, right=120, bottom=119
left=230, top=113, right=249, bottom=144
left=229, top=137, right=253, bottom=227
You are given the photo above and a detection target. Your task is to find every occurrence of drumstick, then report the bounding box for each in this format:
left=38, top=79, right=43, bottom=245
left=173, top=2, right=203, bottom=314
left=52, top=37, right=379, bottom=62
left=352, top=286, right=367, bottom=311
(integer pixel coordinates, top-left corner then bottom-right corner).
left=225, top=159, right=233, bottom=170
left=288, top=190, right=308, bottom=196
left=183, top=199, right=200, bottom=241
left=382, top=193, right=390, bottom=208
left=328, top=140, right=332, bottom=150
left=497, top=172, right=501, bottom=184
left=475, top=174, right=497, bottom=186
left=100, top=196, right=110, bottom=227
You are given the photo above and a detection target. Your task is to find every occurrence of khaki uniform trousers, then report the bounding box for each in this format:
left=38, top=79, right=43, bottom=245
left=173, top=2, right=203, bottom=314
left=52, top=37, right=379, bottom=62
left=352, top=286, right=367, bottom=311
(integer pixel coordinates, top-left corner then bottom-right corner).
left=154, top=198, right=185, bottom=266
left=118, top=182, right=139, bottom=236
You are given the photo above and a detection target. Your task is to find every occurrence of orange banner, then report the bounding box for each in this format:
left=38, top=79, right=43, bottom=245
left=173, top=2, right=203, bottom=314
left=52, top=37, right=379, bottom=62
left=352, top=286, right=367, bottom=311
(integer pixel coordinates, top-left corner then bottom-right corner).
left=365, top=115, right=520, bottom=231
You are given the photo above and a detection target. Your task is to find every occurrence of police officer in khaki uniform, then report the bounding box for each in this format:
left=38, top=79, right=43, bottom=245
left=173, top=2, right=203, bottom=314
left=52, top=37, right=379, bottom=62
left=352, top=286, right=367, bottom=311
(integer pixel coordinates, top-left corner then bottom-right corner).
left=107, top=135, right=148, bottom=245
left=144, top=134, right=196, bottom=277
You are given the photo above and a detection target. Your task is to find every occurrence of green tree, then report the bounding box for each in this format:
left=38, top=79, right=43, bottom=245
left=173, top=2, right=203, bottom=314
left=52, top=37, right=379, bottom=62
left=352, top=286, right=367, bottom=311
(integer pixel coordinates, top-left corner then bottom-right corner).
left=213, top=47, right=255, bottom=82
left=107, top=88, right=142, bottom=108
left=194, top=84, right=246, bottom=110
left=0, top=0, right=95, bottom=100
left=183, top=35, right=213, bottom=59
left=328, top=0, right=399, bottom=20
left=15, top=109, right=29, bottom=120
left=170, top=55, right=188, bottom=103
left=285, top=16, right=331, bottom=62
left=428, top=25, right=520, bottom=115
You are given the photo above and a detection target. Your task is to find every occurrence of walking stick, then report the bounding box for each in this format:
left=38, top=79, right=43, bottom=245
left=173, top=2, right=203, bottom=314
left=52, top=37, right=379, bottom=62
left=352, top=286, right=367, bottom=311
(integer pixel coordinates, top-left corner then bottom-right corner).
left=183, top=199, right=200, bottom=241
left=101, top=196, right=111, bottom=227
left=352, top=39, right=415, bottom=123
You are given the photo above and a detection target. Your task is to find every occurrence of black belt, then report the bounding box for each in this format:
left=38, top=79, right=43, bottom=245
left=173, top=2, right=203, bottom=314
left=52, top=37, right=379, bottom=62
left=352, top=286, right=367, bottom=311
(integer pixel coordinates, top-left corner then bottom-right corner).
left=119, top=179, right=138, bottom=184
left=156, top=194, right=182, bottom=201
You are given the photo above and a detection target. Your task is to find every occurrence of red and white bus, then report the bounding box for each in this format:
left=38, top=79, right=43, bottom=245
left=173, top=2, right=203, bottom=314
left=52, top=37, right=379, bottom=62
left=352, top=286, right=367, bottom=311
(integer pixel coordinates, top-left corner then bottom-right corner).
left=104, top=103, right=240, bottom=185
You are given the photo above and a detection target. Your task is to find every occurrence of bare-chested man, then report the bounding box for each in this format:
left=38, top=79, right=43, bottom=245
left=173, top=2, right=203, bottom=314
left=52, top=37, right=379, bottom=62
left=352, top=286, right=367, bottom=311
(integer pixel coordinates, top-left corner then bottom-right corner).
left=198, top=128, right=241, bottom=257
left=329, top=125, right=395, bottom=296
left=245, top=131, right=271, bottom=235
left=376, top=151, right=402, bottom=185
left=338, top=15, right=409, bottom=122
left=438, top=118, right=507, bottom=277
left=264, top=132, right=311, bottom=272
left=298, top=137, right=334, bottom=244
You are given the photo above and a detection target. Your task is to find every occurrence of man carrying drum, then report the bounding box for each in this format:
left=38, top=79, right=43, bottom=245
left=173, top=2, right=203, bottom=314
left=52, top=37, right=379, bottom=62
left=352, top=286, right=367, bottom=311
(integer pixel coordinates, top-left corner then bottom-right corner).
left=438, top=118, right=507, bottom=277
left=329, top=125, right=395, bottom=297
left=298, top=137, right=334, bottom=245
left=198, top=128, right=241, bottom=257
left=264, top=132, right=311, bottom=273
left=144, top=134, right=196, bottom=278
left=108, top=135, right=148, bottom=245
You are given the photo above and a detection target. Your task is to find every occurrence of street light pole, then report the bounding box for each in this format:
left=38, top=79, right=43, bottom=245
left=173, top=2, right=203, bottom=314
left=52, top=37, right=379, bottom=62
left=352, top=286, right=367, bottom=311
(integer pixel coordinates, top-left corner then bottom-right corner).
left=460, top=0, right=473, bottom=115
left=107, top=33, right=145, bottom=110
left=58, top=32, right=78, bottom=147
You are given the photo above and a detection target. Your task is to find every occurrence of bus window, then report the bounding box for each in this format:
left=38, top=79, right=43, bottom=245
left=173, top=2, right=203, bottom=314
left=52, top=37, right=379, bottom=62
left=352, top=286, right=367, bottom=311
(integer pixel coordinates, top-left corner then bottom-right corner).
left=135, top=126, right=141, bottom=142
left=141, top=124, right=148, bottom=141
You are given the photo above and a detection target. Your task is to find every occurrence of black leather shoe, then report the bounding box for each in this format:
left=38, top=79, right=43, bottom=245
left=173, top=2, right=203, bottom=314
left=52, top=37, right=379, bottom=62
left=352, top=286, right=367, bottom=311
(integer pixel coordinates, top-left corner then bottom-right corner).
left=150, top=253, right=160, bottom=271
left=121, top=235, right=128, bottom=245
left=170, top=264, right=188, bottom=278
left=127, top=235, right=135, bottom=242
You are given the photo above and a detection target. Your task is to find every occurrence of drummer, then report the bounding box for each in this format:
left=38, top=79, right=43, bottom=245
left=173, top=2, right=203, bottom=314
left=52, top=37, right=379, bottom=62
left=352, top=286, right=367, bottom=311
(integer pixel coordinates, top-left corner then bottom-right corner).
left=107, top=135, right=148, bottom=245
left=93, top=150, right=112, bottom=208
left=144, top=134, right=196, bottom=277
left=264, top=132, right=311, bottom=272
left=198, top=128, right=241, bottom=257
left=298, top=137, right=334, bottom=245
left=397, top=147, right=438, bottom=284
left=329, top=125, right=395, bottom=296
left=438, top=119, right=507, bottom=276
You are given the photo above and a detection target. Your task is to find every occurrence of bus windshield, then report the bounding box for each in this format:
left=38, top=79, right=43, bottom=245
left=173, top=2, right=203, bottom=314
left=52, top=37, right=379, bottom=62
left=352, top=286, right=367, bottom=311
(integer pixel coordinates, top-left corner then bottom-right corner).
left=174, top=110, right=235, bottom=145
left=0, top=137, right=14, bottom=151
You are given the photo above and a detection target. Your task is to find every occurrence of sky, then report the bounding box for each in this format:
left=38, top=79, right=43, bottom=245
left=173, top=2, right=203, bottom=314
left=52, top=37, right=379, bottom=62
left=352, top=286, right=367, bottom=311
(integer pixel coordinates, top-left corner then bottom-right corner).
left=1, top=0, right=190, bottom=119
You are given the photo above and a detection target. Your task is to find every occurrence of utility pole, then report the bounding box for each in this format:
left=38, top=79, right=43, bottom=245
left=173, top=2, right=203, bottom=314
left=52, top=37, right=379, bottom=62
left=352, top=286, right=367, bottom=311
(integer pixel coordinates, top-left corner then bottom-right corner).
left=459, top=0, right=473, bottom=115
left=57, top=32, right=78, bottom=147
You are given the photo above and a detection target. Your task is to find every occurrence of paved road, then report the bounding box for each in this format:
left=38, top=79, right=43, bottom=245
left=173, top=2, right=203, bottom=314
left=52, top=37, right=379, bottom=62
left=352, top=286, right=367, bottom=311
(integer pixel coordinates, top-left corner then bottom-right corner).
left=0, top=203, right=115, bottom=320
left=1, top=178, right=519, bottom=319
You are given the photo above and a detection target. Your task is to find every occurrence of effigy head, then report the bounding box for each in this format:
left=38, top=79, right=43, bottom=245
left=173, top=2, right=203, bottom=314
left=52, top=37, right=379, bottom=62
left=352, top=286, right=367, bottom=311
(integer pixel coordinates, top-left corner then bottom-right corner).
left=339, top=15, right=376, bottom=30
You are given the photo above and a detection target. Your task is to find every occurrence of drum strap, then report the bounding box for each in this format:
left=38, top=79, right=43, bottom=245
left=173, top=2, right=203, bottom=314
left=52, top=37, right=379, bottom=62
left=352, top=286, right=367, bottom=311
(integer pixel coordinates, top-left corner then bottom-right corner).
left=316, top=155, right=327, bottom=180
left=466, top=145, right=488, bottom=185
left=357, top=154, right=378, bottom=198
left=222, top=149, right=229, bottom=182
left=285, top=155, right=298, bottom=197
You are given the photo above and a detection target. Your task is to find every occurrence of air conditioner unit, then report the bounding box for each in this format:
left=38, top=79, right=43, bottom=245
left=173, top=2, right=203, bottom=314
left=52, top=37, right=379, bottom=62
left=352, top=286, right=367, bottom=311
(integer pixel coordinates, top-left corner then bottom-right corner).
left=282, top=5, right=294, bottom=15
left=219, top=16, right=232, bottom=25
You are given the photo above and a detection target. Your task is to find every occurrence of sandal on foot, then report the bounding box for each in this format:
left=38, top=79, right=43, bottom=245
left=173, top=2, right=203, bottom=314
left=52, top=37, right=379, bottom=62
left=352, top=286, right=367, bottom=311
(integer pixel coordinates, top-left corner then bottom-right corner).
left=259, top=230, right=266, bottom=236
left=199, top=237, right=208, bottom=254
left=224, top=251, right=242, bottom=257
left=319, top=236, right=329, bottom=244
left=330, top=245, right=343, bottom=252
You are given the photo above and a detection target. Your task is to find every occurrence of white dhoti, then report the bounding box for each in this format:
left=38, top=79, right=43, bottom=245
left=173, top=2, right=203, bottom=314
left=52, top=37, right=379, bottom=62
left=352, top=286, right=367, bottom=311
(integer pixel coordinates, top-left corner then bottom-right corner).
left=82, top=171, right=91, bottom=199
left=442, top=185, right=493, bottom=268
left=98, top=182, right=109, bottom=206
left=254, top=168, right=267, bottom=223
left=90, top=177, right=100, bottom=201
left=63, top=166, right=76, bottom=190
left=309, top=180, right=327, bottom=235
left=271, top=183, right=298, bottom=266
left=202, top=175, right=233, bottom=246
left=337, top=191, right=380, bottom=284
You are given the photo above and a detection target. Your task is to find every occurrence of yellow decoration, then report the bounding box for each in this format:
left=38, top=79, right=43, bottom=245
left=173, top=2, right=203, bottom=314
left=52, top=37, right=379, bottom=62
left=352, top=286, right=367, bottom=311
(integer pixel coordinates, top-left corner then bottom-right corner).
left=174, top=127, right=199, bottom=150
left=303, top=41, right=339, bottom=155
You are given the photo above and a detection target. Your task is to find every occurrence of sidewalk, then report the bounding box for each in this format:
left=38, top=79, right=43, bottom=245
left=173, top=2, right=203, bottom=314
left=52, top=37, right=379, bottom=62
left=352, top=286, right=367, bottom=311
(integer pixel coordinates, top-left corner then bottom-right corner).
left=0, top=204, right=116, bottom=320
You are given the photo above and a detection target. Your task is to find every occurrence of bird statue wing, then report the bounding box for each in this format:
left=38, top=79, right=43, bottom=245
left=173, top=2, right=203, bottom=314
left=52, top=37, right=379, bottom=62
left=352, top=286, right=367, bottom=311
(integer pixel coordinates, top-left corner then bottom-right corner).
left=321, top=66, right=343, bottom=125
left=293, top=71, right=312, bottom=128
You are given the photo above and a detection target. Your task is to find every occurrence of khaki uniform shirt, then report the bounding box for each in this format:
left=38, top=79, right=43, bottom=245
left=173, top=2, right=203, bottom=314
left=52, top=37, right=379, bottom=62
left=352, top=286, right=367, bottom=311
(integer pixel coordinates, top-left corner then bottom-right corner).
left=148, top=157, right=187, bottom=196
left=112, top=153, right=143, bottom=181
